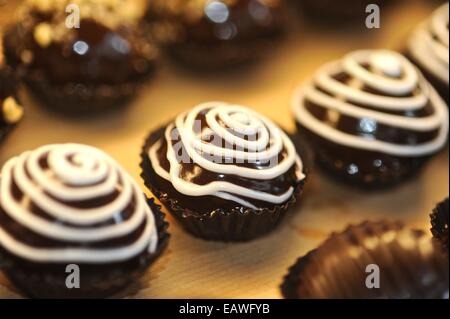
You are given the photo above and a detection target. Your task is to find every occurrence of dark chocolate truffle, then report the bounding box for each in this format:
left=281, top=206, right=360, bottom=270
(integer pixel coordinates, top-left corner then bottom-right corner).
left=0, top=144, right=169, bottom=298
left=2, top=0, right=158, bottom=115
left=0, top=63, right=23, bottom=143
left=141, top=102, right=306, bottom=241
left=281, top=220, right=449, bottom=299
left=430, top=198, right=449, bottom=252
left=291, top=49, right=449, bottom=189
left=146, top=0, right=287, bottom=69
left=407, top=3, right=449, bottom=104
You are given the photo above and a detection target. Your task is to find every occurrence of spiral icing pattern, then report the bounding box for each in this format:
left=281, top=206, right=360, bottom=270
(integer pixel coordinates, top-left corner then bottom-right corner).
left=291, top=50, right=449, bottom=156
left=1, top=67, right=23, bottom=126
left=149, top=102, right=304, bottom=209
left=0, top=144, right=158, bottom=263
left=408, top=3, right=449, bottom=85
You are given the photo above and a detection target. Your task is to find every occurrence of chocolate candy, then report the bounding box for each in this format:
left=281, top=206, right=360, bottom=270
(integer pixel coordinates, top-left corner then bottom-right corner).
left=291, top=50, right=448, bottom=188
left=0, top=143, right=169, bottom=298
left=3, top=0, right=158, bottom=115
left=282, top=220, right=449, bottom=299
left=141, top=102, right=306, bottom=241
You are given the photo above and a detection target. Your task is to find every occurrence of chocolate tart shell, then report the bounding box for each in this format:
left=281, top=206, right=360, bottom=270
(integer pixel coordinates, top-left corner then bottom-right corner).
left=0, top=198, right=170, bottom=299
left=430, top=198, right=449, bottom=252
left=281, top=220, right=449, bottom=299
left=140, top=125, right=308, bottom=242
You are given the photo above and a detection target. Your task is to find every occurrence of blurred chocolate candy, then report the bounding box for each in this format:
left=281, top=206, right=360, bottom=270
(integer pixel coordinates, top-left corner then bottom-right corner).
left=146, top=0, right=288, bottom=70
left=281, top=220, right=449, bottom=299
left=430, top=198, right=449, bottom=252
left=3, top=0, right=158, bottom=115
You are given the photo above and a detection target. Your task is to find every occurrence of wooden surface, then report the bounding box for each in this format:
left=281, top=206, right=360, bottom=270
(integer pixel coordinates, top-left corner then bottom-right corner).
left=0, top=1, right=448, bottom=299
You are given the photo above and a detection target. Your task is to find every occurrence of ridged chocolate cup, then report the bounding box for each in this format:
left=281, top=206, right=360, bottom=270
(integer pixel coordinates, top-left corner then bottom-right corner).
left=0, top=198, right=170, bottom=299
left=281, top=220, right=449, bottom=299
left=430, top=198, right=449, bottom=252
left=0, top=65, right=21, bottom=143
left=140, top=125, right=308, bottom=242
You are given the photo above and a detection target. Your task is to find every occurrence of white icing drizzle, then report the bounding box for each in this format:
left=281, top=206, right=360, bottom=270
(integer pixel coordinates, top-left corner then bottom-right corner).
left=291, top=50, right=449, bottom=157
left=0, top=144, right=158, bottom=264
left=408, top=3, right=449, bottom=84
left=149, top=102, right=305, bottom=210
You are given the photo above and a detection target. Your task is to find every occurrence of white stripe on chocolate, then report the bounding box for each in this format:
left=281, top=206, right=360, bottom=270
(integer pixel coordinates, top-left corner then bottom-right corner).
left=408, top=3, right=449, bottom=84
left=0, top=144, right=158, bottom=263
left=149, top=102, right=305, bottom=210
left=291, top=50, right=449, bottom=156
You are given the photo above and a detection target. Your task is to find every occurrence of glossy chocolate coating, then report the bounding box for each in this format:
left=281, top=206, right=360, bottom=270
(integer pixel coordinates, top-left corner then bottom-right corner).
left=143, top=123, right=303, bottom=215
left=282, top=221, right=449, bottom=299
left=296, top=70, right=440, bottom=189
left=141, top=121, right=305, bottom=241
left=430, top=198, right=449, bottom=252
left=0, top=149, right=147, bottom=249
left=146, top=0, right=288, bottom=69
left=3, top=1, right=158, bottom=113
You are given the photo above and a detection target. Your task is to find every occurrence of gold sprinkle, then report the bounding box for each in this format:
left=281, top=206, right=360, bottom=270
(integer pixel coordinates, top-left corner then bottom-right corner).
left=34, top=22, right=53, bottom=48
left=2, top=97, right=24, bottom=124
left=27, top=0, right=55, bottom=12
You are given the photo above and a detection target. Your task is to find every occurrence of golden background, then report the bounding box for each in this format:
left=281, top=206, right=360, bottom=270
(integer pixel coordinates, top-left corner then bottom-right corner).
left=0, top=0, right=448, bottom=298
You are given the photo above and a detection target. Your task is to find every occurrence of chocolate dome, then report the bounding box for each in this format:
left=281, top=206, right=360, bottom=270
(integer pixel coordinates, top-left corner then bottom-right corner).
left=0, top=143, right=167, bottom=298
left=146, top=0, right=288, bottom=69
left=3, top=0, right=158, bottom=114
